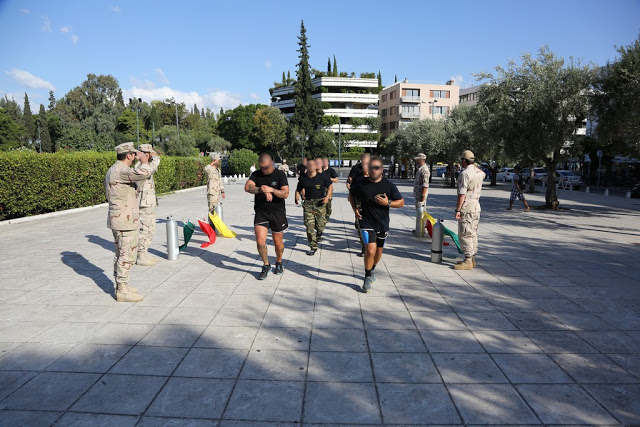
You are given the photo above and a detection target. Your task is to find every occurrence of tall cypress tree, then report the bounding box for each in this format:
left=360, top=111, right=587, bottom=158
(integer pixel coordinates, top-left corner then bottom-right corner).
left=22, top=93, right=35, bottom=144
left=327, top=57, right=331, bottom=75
left=394, top=74, right=398, bottom=83
left=48, top=90, right=56, bottom=110
left=282, top=71, right=286, bottom=85
left=37, top=104, right=52, bottom=152
left=332, top=55, right=337, bottom=77
left=287, top=70, right=291, bottom=84
left=377, top=71, right=383, bottom=90
left=291, top=20, right=323, bottom=140
left=194, top=104, right=199, bottom=116
left=115, top=89, right=125, bottom=107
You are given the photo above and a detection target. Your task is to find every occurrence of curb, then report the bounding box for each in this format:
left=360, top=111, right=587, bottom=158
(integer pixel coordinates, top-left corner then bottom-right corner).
left=0, top=185, right=210, bottom=227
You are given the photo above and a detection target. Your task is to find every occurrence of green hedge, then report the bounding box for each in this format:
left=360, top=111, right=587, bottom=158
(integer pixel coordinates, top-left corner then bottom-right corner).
left=0, top=151, right=207, bottom=220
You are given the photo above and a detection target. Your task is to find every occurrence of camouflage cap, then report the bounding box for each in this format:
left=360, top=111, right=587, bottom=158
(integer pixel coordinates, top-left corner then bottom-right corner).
left=115, top=142, right=138, bottom=154
left=138, top=143, right=157, bottom=154
left=209, top=152, right=221, bottom=161
left=461, top=150, right=475, bottom=161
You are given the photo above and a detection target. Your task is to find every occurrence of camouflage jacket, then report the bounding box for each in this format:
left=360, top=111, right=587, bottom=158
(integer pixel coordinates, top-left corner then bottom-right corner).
left=135, top=157, right=161, bottom=208
left=204, top=164, right=224, bottom=196
left=105, top=161, right=152, bottom=230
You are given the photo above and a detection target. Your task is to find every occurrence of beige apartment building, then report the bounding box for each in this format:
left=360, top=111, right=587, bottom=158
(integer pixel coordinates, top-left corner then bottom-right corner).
left=379, top=79, right=460, bottom=139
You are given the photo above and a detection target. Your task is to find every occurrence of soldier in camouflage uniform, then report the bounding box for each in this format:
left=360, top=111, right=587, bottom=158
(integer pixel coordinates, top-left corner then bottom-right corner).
left=105, top=142, right=152, bottom=302
left=135, top=144, right=161, bottom=266
left=295, top=159, right=333, bottom=256
left=204, top=153, right=225, bottom=224
left=454, top=150, right=485, bottom=270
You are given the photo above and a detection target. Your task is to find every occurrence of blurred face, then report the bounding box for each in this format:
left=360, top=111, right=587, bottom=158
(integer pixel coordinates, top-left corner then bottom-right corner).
left=307, top=159, right=316, bottom=174
left=369, top=160, right=383, bottom=179
left=315, top=158, right=322, bottom=171
left=362, top=157, right=370, bottom=174
left=323, top=158, right=329, bottom=168
left=302, top=158, right=307, bottom=166
left=415, top=157, right=425, bottom=166
left=259, top=155, right=273, bottom=170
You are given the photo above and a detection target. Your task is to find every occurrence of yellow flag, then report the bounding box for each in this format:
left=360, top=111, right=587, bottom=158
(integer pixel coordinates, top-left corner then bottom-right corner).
left=208, top=212, right=237, bottom=238
left=423, top=212, right=436, bottom=226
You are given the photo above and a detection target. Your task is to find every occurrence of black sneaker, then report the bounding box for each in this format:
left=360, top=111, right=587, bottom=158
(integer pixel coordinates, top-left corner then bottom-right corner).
left=258, top=264, right=270, bottom=280
left=274, top=263, right=284, bottom=275
left=357, top=248, right=365, bottom=257
left=317, top=233, right=323, bottom=242
left=306, top=249, right=316, bottom=256
left=362, top=277, right=373, bottom=293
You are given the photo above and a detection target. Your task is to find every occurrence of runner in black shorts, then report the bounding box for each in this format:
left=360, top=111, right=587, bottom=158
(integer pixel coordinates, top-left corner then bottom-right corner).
left=245, top=153, right=290, bottom=280
left=349, top=156, right=404, bottom=293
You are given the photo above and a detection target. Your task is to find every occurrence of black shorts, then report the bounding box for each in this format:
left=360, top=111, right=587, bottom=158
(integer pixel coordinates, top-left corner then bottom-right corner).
left=254, top=210, right=288, bottom=232
left=360, top=228, right=388, bottom=247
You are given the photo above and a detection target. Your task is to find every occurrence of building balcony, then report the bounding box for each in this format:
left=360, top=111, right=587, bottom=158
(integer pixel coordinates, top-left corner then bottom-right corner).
left=324, top=124, right=378, bottom=134
left=270, top=98, right=295, bottom=109
left=313, top=77, right=378, bottom=89
left=271, top=85, right=294, bottom=97
left=400, top=111, right=421, bottom=119
left=323, top=108, right=378, bottom=118
left=313, top=92, right=378, bottom=104
left=401, top=96, right=421, bottom=103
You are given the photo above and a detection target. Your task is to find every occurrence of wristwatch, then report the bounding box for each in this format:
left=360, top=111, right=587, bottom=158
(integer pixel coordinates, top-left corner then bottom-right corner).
left=455, top=209, right=460, bottom=213
left=387, top=199, right=391, bottom=207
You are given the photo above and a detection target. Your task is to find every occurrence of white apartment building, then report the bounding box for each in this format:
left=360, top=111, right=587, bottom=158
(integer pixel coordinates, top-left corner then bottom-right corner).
left=269, top=77, right=379, bottom=148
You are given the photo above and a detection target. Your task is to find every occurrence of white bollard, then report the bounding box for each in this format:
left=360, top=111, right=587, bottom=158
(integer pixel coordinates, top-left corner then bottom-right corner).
left=242, top=173, right=246, bottom=179
left=585, top=186, right=590, bottom=193
left=626, top=191, right=631, bottom=199
left=223, top=177, right=229, bottom=184
left=604, top=189, right=609, bottom=196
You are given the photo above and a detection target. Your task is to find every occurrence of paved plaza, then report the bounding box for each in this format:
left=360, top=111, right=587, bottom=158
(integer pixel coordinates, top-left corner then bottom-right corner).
left=1, top=176, right=640, bottom=426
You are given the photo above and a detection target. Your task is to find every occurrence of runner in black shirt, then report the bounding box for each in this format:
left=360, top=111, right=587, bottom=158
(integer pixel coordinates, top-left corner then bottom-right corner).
left=245, top=153, right=290, bottom=279
left=297, top=157, right=308, bottom=179
left=346, top=153, right=370, bottom=190
left=349, top=156, right=404, bottom=292
left=322, top=157, right=339, bottom=219
left=295, top=159, right=333, bottom=255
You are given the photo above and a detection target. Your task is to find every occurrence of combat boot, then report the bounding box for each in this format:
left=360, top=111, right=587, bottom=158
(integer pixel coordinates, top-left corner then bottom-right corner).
left=454, top=258, right=474, bottom=270
left=136, top=252, right=159, bottom=266
left=472, top=256, right=477, bottom=268
left=119, top=283, right=138, bottom=294
left=116, top=285, right=144, bottom=303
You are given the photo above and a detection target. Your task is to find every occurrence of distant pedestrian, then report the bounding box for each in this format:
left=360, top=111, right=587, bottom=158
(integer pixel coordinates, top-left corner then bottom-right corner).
left=349, top=156, right=404, bottom=292
left=296, top=159, right=333, bottom=255
left=506, top=166, right=530, bottom=212
left=454, top=150, right=484, bottom=270
left=346, top=153, right=370, bottom=190
left=250, top=163, right=257, bottom=174
left=245, top=153, right=290, bottom=280
left=297, top=157, right=308, bottom=178
left=281, top=159, right=290, bottom=176
left=322, top=157, right=339, bottom=219
left=105, top=142, right=152, bottom=303
left=135, top=144, right=161, bottom=266
left=413, top=153, right=430, bottom=210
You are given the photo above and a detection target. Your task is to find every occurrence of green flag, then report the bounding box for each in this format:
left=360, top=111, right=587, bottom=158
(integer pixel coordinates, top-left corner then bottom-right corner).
left=443, top=225, right=463, bottom=254
left=179, top=220, right=196, bottom=252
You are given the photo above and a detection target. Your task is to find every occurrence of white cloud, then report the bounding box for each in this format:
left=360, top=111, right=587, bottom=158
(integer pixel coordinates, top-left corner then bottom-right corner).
left=250, top=93, right=260, bottom=101
left=264, top=60, right=272, bottom=70
left=129, top=76, right=156, bottom=90
left=155, top=68, right=170, bottom=85
left=111, top=5, right=121, bottom=12
left=71, top=34, right=79, bottom=45
left=60, top=26, right=72, bottom=33
left=41, top=16, right=52, bottom=32
left=20, top=9, right=30, bottom=14
left=5, top=68, right=55, bottom=91
left=122, top=86, right=243, bottom=113
left=450, top=74, right=464, bottom=86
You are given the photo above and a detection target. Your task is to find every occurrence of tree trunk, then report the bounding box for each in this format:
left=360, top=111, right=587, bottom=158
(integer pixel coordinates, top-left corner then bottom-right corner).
left=528, top=161, right=536, bottom=193
left=544, top=159, right=559, bottom=209
left=489, top=164, right=498, bottom=186
left=429, top=161, right=433, bottom=184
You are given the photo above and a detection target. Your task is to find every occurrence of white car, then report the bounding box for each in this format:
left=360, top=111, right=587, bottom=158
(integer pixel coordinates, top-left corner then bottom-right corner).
left=544, top=170, right=584, bottom=190
left=496, top=168, right=515, bottom=182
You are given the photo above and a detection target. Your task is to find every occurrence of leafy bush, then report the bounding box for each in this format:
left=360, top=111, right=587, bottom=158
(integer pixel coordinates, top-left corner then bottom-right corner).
left=228, top=148, right=258, bottom=175
left=321, top=115, right=341, bottom=127
left=0, top=151, right=207, bottom=220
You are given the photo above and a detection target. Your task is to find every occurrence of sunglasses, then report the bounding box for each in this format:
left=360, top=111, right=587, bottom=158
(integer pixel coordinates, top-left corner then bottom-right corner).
left=370, top=165, right=383, bottom=171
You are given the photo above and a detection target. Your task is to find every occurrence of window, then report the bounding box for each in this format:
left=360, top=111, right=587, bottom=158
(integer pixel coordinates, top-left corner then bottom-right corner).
left=430, top=90, right=450, bottom=98
left=389, top=90, right=397, bottom=100
left=430, top=106, right=450, bottom=115
left=381, top=109, right=387, bottom=119
left=402, top=105, right=419, bottom=114
left=381, top=123, right=387, bottom=130
left=390, top=121, right=396, bottom=129
left=402, top=88, right=420, bottom=97
left=389, top=106, right=396, bottom=115
left=381, top=94, right=387, bottom=102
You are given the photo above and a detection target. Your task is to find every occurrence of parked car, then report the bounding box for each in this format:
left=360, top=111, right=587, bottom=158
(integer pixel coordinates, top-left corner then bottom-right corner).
left=520, top=167, right=547, bottom=185
left=496, top=168, right=515, bottom=182
left=435, top=166, right=448, bottom=177
left=544, top=170, right=583, bottom=190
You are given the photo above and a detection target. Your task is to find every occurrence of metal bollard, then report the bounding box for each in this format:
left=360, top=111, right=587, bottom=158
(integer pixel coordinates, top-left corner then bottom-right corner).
left=626, top=191, right=631, bottom=199
left=604, top=189, right=609, bottom=196
left=415, top=205, right=426, bottom=237
left=585, top=186, right=590, bottom=193
left=431, top=220, right=444, bottom=263
left=340, top=171, right=343, bottom=178
left=166, top=216, right=179, bottom=261
left=215, top=203, right=224, bottom=222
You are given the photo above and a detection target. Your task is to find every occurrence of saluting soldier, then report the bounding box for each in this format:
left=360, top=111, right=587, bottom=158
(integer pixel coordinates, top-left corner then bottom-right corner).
left=135, top=144, right=161, bottom=266
left=105, top=142, right=152, bottom=302
left=295, top=159, right=333, bottom=256
left=454, top=150, right=485, bottom=270
left=413, top=153, right=430, bottom=209
left=205, top=153, right=225, bottom=222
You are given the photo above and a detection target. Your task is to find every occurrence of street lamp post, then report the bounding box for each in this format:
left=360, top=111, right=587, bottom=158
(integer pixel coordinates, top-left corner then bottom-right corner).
left=429, top=100, right=438, bottom=120
left=175, top=102, right=180, bottom=144
left=338, top=122, right=342, bottom=168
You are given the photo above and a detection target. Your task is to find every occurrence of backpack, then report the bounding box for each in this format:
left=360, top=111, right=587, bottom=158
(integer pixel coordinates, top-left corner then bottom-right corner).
left=517, top=174, right=526, bottom=190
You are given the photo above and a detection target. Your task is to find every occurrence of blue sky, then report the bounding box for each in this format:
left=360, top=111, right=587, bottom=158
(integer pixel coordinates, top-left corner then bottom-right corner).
left=1, top=0, right=639, bottom=113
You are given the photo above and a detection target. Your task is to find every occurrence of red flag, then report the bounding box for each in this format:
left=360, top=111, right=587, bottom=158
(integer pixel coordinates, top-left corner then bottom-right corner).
left=198, top=219, right=217, bottom=248
left=425, top=220, right=433, bottom=237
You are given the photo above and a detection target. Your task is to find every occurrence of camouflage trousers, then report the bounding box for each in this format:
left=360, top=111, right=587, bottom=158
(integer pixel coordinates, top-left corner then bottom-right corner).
left=207, top=194, right=220, bottom=212
left=113, top=229, right=138, bottom=287
left=303, top=199, right=327, bottom=250
left=138, top=207, right=156, bottom=255
left=458, top=211, right=480, bottom=258
left=326, top=198, right=333, bottom=218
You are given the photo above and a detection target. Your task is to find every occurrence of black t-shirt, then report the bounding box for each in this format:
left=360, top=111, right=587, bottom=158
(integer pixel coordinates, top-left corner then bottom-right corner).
left=323, top=167, right=338, bottom=180
left=350, top=177, right=403, bottom=232
left=349, top=163, right=364, bottom=180
left=296, top=173, right=332, bottom=199
left=249, top=169, right=289, bottom=213
left=297, top=164, right=307, bottom=177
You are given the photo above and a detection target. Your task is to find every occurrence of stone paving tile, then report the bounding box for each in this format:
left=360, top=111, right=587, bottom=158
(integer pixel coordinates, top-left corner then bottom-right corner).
left=371, top=353, right=441, bottom=383
left=303, top=382, right=380, bottom=424
left=174, top=348, right=246, bottom=379
left=585, top=384, right=640, bottom=425
left=420, top=330, right=485, bottom=352
left=139, top=417, right=218, bottom=426
left=0, top=342, right=76, bottom=371
left=47, top=343, right=131, bottom=373
left=550, top=353, right=639, bottom=384
left=432, top=353, right=508, bottom=384
left=195, top=326, right=258, bottom=349
left=85, top=323, right=155, bottom=345
left=366, top=329, right=427, bottom=352
left=378, top=383, right=461, bottom=424
left=310, top=328, right=367, bottom=352
left=138, top=324, right=206, bottom=348
left=109, top=346, right=187, bottom=376
left=307, top=351, right=373, bottom=382
left=54, top=412, right=139, bottom=426
left=147, top=377, right=234, bottom=419
left=523, top=330, right=598, bottom=353
left=224, top=380, right=304, bottom=422
left=252, top=327, right=311, bottom=351
left=473, top=330, right=544, bottom=353
left=492, top=353, right=574, bottom=383
left=0, top=410, right=62, bottom=426
left=240, top=350, right=307, bottom=381
left=0, top=372, right=99, bottom=411
left=518, top=384, right=619, bottom=424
